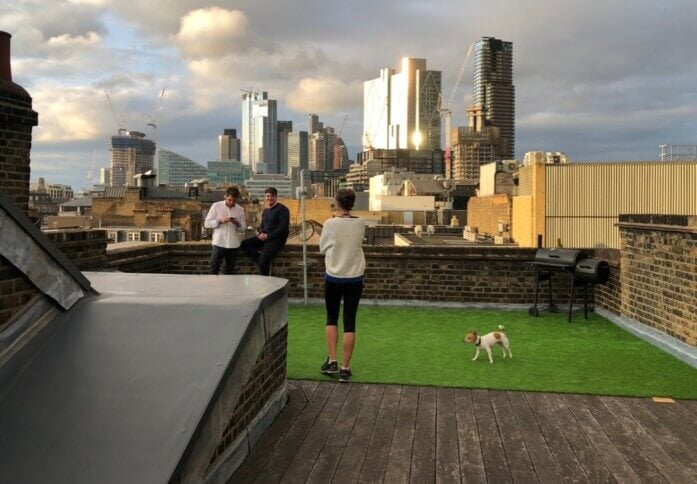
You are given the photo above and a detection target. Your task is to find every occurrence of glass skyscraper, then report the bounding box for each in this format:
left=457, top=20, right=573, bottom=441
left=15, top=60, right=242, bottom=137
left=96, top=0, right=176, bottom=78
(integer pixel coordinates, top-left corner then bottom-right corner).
left=157, top=149, right=207, bottom=186
left=240, top=91, right=278, bottom=174
left=473, top=37, right=515, bottom=159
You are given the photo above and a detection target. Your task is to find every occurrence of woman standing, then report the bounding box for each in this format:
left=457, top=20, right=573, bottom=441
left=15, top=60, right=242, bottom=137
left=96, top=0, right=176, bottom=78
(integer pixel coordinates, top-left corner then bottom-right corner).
left=319, top=189, right=365, bottom=383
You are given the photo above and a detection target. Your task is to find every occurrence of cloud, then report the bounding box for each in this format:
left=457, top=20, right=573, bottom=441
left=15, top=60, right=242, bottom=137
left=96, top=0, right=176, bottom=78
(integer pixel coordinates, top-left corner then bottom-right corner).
left=287, top=78, right=363, bottom=114
left=32, top=86, right=107, bottom=142
left=175, top=7, right=252, bottom=59
left=47, top=31, right=100, bottom=48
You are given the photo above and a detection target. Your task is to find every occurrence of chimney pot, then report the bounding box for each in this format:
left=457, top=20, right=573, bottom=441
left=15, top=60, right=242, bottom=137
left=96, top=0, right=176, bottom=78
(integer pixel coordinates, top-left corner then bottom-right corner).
left=0, top=31, right=12, bottom=83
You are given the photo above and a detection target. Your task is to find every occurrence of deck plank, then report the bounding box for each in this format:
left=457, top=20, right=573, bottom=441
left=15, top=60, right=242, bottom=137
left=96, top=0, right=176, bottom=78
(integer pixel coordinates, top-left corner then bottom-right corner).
left=505, top=391, right=563, bottom=483
left=471, top=389, right=512, bottom=483
left=647, top=399, right=697, bottom=451
left=601, top=397, right=692, bottom=483
left=579, top=395, right=666, bottom=483
left=489, top=390, right=537, bottom=483
left=332, top=384, right=385, bottom=484
left=231, top=382, right=697, bottom=483
left=525, top=391, right=588, bottom=483
left=327, top=384, right=370, bottom=448
left=453, top=388, right=486, bottom=484
left=357, top=385, right=402, bottom=483
left=410, top=386, right=437, bottom=484
left=619, top=397, right=697, bottom=481
left=562, top=394, right=641, bottom=483
left=383, top=385, right=418, bottom=483
left=281, top=383, right=352, bottom=483
left=253, top=381, right=335, bottom=483
left=435, top=387, right=461, bottom=484
left=231, top=383, right=309, bottom=484
left=543, top=392, right=616, bottom=482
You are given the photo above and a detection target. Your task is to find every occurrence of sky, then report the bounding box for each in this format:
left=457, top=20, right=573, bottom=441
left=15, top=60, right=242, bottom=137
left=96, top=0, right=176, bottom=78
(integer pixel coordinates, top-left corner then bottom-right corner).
left=5, top=0, right=697, bottom=191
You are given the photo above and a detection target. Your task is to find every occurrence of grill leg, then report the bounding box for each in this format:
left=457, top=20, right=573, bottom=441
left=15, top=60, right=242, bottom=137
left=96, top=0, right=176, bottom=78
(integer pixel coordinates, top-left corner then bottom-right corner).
left=584, top=283, right=589, bottom=319
left=530, top=270, right=541, bottom=317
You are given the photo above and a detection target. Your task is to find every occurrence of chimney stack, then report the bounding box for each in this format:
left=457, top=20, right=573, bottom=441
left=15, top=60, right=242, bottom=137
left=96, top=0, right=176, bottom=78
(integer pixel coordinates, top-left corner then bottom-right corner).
left=0, top=31, right=11, bottom=82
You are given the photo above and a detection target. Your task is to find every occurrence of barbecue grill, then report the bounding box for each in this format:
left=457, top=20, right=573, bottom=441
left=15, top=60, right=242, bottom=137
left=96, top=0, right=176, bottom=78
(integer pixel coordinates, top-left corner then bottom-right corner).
left=528, top=248, right=609, bottom=322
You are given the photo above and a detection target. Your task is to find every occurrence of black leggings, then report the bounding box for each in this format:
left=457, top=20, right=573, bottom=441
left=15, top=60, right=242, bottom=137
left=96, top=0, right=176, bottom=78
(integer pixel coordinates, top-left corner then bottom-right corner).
left=325, top=280, right=363, bottom=333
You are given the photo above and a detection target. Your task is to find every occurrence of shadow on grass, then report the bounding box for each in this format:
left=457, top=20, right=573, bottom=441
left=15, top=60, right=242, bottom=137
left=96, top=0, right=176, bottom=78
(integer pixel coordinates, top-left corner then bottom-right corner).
left=287, top=304, right=697, bottom=399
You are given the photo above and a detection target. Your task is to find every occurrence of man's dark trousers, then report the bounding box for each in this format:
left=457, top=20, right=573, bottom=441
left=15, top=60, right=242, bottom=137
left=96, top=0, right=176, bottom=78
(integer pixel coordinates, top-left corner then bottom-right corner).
left=209, top=246, right=239, bottom=275
left=241, top=237, right=284, bottom=276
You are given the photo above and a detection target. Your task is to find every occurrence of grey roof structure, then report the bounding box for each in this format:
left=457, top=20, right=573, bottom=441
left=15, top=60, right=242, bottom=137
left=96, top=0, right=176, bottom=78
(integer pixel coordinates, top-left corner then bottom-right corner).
left=0, top=272, right=287, bottom=483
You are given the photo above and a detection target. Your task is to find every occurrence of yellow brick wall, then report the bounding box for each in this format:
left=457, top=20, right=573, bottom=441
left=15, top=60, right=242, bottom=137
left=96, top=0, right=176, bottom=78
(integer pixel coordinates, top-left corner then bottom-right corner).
left=466, top=194, right=512, bottom=237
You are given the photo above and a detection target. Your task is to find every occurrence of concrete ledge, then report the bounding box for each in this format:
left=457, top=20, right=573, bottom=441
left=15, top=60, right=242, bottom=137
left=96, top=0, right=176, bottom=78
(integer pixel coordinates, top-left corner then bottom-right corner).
left=289, top=297, right=531, bottom=311
left=596, top=308, right=697, bottom=369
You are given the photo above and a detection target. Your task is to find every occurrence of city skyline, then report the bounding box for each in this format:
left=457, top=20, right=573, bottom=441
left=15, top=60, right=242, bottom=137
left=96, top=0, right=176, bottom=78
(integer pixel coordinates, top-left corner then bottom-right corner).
left=5, top=0, right=697, bottom=191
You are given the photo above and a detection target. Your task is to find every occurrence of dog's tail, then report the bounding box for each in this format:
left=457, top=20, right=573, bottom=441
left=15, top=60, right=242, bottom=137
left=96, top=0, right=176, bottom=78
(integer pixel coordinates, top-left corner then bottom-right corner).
left=498, top=324, right=506, bottom=332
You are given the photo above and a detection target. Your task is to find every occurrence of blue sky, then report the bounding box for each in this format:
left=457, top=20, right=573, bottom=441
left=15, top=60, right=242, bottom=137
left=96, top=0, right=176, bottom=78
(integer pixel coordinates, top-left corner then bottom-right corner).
left=4, top=0, right=697, bottom=191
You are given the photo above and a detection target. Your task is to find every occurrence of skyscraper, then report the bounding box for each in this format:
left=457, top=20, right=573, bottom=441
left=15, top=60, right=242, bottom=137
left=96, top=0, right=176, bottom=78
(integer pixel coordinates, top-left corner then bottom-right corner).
left=109, top=130, right=156, bottom=187
left=158, top=149, right=207, bottom=186
left=218, top=128, right=240, bottom=161
left=363, top=58, right=441, bottom=151
left=276, top=120, right=293, bottom=175
left=287, top=131, right=308, bottom=172
left=240, top=91, right=278, bottom=174
left=473, top=37, right=515, bottom=159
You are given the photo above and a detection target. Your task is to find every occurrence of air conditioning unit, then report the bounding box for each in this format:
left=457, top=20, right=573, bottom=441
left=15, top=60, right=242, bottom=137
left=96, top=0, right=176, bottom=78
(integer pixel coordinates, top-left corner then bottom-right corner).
left=500, top=160, right=518, bottom=172
left=524, top=151, right=545, bottom=166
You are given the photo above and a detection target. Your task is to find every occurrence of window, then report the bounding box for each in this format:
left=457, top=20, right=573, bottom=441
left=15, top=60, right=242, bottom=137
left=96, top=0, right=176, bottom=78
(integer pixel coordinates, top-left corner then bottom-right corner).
left=128, top=232, right=140, bottom=242
left=149, top=233, right=163, bottom=243
left=107, top=232, right=118, bottom=242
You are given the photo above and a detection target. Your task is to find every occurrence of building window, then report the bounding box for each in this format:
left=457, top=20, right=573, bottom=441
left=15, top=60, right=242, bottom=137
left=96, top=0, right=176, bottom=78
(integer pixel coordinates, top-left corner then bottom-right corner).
left=107, top=232, right=118, bottom=242
left=149, top=233, right=163, bottom=243
left=128, top=232, right=140, bottom=242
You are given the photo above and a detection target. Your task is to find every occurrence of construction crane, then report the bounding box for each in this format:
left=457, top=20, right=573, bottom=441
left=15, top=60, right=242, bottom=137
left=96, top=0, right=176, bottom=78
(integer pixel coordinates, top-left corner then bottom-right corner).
left=146, top=87, right=167, bottom=171
left=438, top=42, right=475, bottom=151
left=87, top=150, right=96, bottom=184
left=104, top=89, right=127, bottom=134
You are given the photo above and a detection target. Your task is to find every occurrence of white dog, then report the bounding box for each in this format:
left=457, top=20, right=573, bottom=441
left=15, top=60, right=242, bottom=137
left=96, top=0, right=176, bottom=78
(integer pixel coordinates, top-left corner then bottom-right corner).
left=464, top=325, right=512, bottom=363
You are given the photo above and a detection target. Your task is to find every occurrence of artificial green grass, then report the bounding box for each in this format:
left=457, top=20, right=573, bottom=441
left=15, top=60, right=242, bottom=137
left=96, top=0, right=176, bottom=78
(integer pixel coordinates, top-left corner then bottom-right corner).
left=287, top=304, right=697, bottom=399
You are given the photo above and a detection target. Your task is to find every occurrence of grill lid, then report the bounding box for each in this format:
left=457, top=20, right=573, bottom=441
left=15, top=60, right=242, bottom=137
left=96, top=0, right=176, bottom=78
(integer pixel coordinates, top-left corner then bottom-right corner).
left=533, top=248, right=588, bottom=267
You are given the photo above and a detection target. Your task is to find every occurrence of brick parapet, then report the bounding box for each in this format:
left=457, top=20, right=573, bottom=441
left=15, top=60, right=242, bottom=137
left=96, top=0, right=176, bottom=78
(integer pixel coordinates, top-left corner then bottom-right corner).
left=0, top=255, right=42, bottom=330
left=617, top=218, right=696, bottom=346
left=46, top=229, right=108, bottom=271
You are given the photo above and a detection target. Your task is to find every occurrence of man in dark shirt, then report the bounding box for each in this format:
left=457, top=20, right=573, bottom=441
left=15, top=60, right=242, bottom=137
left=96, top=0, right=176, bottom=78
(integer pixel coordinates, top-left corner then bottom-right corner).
left=241, top=187, right=290, bottom=276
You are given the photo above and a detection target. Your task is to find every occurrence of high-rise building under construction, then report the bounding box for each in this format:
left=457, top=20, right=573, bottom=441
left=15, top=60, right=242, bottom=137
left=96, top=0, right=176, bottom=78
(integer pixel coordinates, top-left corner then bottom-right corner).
left=109, top=130, right=156, bottom=187
left=363, top=58, right=441, bottom=151
left=473, top=37, right=515, bottom=159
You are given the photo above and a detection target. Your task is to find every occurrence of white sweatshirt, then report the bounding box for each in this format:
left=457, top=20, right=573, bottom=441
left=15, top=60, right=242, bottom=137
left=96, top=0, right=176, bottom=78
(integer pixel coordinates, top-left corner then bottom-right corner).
left=204, top=201, right=246, bottom=248
left=319, top=216, right=366, bottom=279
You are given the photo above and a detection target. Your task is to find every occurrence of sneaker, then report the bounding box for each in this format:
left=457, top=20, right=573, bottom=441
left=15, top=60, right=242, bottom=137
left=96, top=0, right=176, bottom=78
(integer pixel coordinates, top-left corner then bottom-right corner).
left=339, top=367, right=352, bottom=383
left=321, top=358, right=338, bottom=375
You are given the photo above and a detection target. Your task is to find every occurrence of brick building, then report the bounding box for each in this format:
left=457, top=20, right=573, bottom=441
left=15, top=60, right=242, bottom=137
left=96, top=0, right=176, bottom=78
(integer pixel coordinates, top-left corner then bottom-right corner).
left=92, top=186, right=207, bottom=242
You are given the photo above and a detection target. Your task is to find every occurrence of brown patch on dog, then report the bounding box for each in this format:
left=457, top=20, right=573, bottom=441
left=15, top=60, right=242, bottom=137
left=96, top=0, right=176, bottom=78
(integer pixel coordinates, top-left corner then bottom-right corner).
left=493, top=332, right=502, bottom=340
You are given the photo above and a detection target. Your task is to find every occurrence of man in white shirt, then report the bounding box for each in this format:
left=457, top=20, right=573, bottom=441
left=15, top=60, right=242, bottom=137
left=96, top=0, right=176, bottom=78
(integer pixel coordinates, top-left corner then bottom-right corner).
left=204, top=186, right=246, bottom=274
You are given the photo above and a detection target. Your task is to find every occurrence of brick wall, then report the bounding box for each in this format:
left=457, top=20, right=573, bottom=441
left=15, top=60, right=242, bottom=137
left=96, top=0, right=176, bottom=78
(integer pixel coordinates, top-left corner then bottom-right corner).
left=46, top=229, right=108, bottom=271
left=107, top=243, right=608, bottom=305
left=0, top=72, right=38, bottom=217
left=617, top=215, right=696, bottom=346
left=467, top=194, right=512, bottom=237
left=0, top=255, right=42, bottom=330
left=593, top=248, right=621, bottom=316
left=206, top=325, right=287, bottom=471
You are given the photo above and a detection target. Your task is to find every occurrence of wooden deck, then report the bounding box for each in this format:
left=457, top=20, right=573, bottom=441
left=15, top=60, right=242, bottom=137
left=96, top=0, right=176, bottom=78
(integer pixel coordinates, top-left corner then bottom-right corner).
left=232, top=380, right=697, bottom=483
